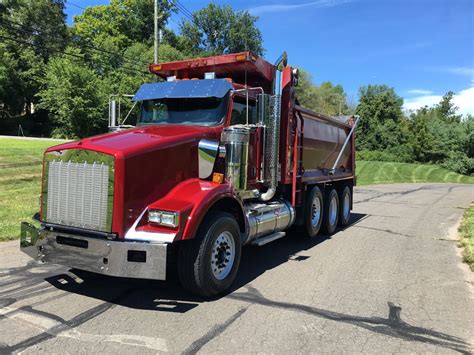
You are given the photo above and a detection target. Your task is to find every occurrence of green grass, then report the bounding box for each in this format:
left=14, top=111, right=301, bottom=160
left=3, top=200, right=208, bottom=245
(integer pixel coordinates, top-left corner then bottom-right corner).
left=356, top=160, right=474, bottom=185
left=0, top=137, right=67, bottom=241
left=459, top=204, right=474, bottom=271
left=0, top=137, right=473, bottom=241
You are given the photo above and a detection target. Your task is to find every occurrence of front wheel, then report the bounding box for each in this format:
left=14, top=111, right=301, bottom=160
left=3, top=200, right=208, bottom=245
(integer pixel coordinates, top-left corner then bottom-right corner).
left=178, top=212, right=241, bottom=297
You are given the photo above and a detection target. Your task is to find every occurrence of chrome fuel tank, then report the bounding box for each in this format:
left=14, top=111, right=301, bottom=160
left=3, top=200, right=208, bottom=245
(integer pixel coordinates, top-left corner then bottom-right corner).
left=244, top=199, right=295, bottom=244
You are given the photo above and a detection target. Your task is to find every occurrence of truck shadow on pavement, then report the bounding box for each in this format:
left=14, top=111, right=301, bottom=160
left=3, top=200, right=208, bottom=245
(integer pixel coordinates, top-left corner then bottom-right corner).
left=41, top=212, right=370, bottom=311
left=2, top=212, right=471, bottom=353
left=227, top=286, right=472, bottom=354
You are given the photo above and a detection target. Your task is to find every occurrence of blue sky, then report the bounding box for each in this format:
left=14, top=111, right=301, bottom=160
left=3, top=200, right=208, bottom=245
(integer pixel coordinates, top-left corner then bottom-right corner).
left=65, top=0, right=474, bottom=114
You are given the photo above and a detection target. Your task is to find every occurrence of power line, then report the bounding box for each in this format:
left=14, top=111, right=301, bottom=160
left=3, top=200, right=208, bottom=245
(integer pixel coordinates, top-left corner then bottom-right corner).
left=170, top=1, right=215, bottom=43
left=1, top=23, right=147, bottom=74
left=0, top=17, right=150, bottom=68
left=1, top=2, right=151, bottom=67
left=64, top=0, right=86, bottom=11
left=0, top=34, right=148, bottom=76
left=174, top=0, right=193, bottom=19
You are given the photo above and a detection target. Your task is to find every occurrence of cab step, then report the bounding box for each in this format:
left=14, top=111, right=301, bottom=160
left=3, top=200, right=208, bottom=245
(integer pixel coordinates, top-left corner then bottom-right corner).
left=251, top=232, right=286, bottom=246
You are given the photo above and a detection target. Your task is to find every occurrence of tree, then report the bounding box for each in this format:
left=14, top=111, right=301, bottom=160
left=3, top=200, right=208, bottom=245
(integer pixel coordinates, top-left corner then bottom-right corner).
left=0, top=0, right=68, bottom=117
left=465, top=114, right=474, bottom=158
left=38, top=52, right=108, bottom=138
left=435, top=91, right=462, bottom=123
left=405, top=94, right=473, bottom=173
left=179, top=4, right=264, bottom=56
left=409, top=107, right=436, bottom=162
left=355, top=85, right=404, bottom=150
left=294, top=69, right=348, bottom=116
left=72, top=0, right=174, bottom=46
left=33, top=0, right=191, bottom=138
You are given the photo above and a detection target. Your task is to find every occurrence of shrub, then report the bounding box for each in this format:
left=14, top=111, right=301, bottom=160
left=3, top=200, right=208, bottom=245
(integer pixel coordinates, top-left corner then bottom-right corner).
left=356, top=150, right=407, bottom=162
left=442, top=152, right=474, bottom=175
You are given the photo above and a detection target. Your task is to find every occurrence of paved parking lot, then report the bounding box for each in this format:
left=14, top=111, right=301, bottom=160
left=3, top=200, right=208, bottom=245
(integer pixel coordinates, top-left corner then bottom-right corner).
left=1, top=183, right=473, bottom=353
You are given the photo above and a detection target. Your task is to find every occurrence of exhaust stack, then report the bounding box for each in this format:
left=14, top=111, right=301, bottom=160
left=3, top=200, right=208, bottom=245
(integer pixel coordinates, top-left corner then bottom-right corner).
left=260, top=52, right=287, bottom=201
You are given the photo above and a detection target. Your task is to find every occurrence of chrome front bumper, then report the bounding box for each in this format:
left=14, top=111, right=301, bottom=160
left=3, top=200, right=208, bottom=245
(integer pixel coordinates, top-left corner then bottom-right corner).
left=20, top=222, right=167, bottom=280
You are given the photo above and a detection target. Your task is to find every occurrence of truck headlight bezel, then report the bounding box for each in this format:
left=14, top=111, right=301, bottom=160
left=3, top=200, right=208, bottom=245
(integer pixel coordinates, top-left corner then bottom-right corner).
left=148, top=210, right=179, bottom=228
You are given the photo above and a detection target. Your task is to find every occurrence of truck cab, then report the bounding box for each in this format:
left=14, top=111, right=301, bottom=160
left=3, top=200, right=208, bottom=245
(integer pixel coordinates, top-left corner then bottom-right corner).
left=20, top=52, right=358, bottom=297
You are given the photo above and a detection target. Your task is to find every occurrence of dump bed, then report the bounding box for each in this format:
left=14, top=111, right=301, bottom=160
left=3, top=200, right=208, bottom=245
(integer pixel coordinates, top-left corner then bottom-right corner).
left=294, top=105, right=355, bottom=184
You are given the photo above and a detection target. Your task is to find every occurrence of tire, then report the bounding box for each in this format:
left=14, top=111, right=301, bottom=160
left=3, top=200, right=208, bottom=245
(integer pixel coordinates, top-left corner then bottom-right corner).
left=304, top=186, right=324, bottom=238
left=338, top=186, right=351, bottom=227
left=178, top=211, right=241, bottom=297
left=322, top=188, right=339, bottom=235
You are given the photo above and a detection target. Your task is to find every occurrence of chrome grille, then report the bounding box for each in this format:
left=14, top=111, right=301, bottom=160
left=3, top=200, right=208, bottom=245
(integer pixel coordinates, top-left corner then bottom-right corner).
left=44, top=153, right=113, bottom=232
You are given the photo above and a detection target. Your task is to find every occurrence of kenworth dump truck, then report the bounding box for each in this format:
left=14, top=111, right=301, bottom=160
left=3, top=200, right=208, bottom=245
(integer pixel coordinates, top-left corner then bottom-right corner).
left=20, top=52, right=358, bottom=297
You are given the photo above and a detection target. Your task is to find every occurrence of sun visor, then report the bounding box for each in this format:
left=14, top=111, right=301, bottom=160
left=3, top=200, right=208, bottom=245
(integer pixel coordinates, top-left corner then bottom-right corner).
left=133, top=79, right=233, bottom=101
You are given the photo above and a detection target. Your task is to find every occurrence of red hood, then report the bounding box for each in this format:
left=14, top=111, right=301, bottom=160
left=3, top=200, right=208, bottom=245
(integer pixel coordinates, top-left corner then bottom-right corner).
left=46, top=124, right=222, bottom=158
left=45, top=124, right=224, bottom=237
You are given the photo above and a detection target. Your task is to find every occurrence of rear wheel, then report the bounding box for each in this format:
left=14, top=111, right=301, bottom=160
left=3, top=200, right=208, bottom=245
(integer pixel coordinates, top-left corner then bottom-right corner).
left=304, top=186, right=324, bottom=238
left=322, top=188, right=339, bottom=235
left=338, top=186, right=351, bottom=226
left=178, top=212, right=241, bottom=297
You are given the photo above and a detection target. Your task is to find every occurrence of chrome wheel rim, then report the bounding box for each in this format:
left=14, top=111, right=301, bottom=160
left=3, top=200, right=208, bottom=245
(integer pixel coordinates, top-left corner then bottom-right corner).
left=311, top=196, right=321, bottom=227
left=329, top=195, right=338, bottom=226
left=211, top=231, right=235, bottom=280
left=343, top=193, right=350, bottom=220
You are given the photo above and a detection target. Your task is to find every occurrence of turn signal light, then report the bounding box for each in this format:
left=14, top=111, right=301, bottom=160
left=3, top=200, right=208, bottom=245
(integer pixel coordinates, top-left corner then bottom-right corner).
left=150, top=64, right=162, bottom=71
left=212, top=173, right=224, bottom=184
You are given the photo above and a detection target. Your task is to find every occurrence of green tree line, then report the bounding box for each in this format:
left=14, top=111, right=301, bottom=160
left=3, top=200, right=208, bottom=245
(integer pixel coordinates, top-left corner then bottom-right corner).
left=0, top=0, right=262, bottom=137
left=1, top=0, right=472, bottom=175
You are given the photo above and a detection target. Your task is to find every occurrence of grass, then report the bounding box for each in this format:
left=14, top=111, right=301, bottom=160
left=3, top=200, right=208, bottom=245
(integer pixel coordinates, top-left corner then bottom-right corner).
left=0, top=137, right=473, bottom=241
left=0, top=137, right=67, bottom=241
left=356, top=160, right=474, bottom=185
left=459, top=204, right=474, bottom=271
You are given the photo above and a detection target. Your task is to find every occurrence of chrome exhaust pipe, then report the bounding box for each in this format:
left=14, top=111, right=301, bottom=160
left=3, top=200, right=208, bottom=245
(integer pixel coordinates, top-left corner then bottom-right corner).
left=260, top=52, right=287, bottom=202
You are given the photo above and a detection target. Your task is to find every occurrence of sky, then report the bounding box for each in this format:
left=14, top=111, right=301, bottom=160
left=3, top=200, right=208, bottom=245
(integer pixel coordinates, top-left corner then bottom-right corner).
left=65, top=0, right=474, bottom=115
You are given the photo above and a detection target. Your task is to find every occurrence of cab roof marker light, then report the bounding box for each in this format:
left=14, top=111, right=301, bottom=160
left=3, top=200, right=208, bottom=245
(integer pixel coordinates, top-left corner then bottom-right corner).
left=205, top=72, right=216, bottom=79
left=235, top=53, right=247, bottom=62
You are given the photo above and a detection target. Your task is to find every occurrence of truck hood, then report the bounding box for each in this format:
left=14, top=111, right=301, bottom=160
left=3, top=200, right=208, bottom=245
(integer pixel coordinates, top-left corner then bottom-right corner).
left=44, top=124, right=224, bottom=237
left=47, top=124, right=223, bottom=158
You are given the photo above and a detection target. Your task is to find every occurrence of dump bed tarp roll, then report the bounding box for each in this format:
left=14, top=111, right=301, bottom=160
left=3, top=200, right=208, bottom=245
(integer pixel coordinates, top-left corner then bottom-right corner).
left=133, top=79, right=233, bottom=101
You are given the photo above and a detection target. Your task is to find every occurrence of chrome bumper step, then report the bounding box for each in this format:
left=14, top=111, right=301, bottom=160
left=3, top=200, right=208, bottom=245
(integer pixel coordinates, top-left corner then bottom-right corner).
left=20, top=222, right=167, bottom=280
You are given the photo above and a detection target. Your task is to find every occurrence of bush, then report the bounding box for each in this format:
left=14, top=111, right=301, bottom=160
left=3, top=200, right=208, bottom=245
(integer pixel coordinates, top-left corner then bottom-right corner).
left=442, top=152, right=474, bottom=175
left=356, top=150, right=407, bottom=162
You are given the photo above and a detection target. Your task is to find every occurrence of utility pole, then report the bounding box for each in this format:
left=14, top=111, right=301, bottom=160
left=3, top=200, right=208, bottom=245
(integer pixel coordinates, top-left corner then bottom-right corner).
left=154, top=0, right=159, bottom=64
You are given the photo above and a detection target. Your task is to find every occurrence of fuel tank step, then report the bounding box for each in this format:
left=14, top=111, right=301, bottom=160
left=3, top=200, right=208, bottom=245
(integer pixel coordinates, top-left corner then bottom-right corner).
left=251, top=231, right=286, bottom=246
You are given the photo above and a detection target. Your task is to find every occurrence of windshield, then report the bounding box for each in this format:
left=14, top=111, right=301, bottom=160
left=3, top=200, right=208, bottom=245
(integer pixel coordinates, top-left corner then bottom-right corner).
left=138, top=94, right=228, bottom=127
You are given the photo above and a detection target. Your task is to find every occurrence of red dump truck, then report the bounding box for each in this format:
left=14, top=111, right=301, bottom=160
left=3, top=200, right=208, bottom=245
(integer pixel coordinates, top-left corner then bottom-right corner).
left=20, top=52, right=358, bottom=297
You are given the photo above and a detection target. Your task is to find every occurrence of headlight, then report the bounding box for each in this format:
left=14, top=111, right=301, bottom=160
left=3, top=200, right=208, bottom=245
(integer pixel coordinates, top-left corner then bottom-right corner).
left=148, top=210, right=179, bottom=228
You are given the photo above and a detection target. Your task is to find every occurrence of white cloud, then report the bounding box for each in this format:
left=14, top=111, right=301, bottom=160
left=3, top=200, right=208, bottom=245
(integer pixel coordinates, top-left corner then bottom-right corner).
left=428, top=66, right=474, bottom=79
left=453, top=87, right=474, bottom=115
left=248, top=0, right=352, bottom=15
left=444, top=67, right=474, bottom=78
left=407, top=89, right=433, bottom=95
left=404, top=86, right=474, bottom=116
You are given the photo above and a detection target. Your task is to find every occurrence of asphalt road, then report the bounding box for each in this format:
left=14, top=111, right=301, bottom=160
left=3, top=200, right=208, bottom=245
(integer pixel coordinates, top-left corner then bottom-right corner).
left=1, top=183, right=473, bottom=354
